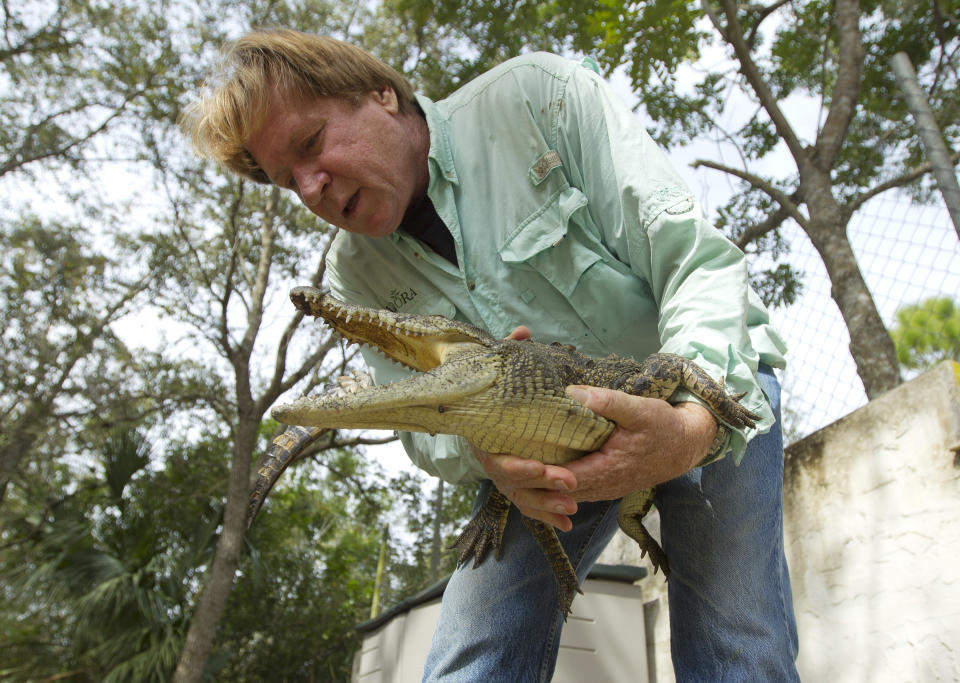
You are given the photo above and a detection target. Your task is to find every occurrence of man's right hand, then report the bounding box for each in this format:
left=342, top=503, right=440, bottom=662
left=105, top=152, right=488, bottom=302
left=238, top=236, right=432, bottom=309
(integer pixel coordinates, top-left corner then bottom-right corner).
left=471, top=447, right=579, bottom=531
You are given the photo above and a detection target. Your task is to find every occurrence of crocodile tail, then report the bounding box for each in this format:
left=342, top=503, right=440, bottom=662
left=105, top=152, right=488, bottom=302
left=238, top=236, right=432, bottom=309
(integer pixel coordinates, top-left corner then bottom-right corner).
left=247, top=424, right=328, bottom=528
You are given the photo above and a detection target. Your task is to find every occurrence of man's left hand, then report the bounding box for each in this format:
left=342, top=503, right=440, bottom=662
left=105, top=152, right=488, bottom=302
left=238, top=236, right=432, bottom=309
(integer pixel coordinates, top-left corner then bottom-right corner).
left=561, top=386, right=718, bottom=502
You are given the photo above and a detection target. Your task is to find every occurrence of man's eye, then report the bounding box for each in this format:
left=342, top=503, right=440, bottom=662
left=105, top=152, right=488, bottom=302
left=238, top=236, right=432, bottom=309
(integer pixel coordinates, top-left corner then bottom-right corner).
left=303, top=129, right=322, bottom=151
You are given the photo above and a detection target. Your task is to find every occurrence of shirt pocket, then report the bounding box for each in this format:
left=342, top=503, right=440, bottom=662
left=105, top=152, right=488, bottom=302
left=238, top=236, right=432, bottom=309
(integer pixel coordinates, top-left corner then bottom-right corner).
left=499, top=186, right=597, bottom=295
left=497, top=186, right=660, bottom=358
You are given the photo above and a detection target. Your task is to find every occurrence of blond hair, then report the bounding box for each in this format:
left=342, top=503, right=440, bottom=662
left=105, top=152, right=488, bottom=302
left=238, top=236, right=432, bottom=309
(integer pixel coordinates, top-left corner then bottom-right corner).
left=180, top=29, right=417, bottom=183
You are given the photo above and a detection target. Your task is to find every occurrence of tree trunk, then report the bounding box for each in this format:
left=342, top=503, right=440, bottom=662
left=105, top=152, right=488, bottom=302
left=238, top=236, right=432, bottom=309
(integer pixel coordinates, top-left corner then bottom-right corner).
left=804, top=216, right=901, bottom=399
left=429, top=478, right=444, bottom=582
left=173, top=419, right=258, bottom=683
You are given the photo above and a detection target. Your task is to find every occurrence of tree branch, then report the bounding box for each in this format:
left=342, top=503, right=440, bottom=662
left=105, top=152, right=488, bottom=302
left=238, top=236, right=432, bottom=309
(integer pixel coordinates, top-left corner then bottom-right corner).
left=239, top=185, right=279, bottom=358
left=735, top=204, right=792, bottom=249
left=847, top=149, right=960, bottom=215
left=692, top=157, right=809, bottom=227
left=746, top=0, right=793, bottom=46
left=713, top=0, right=807, bottom=162
left=265, top=225, right=337, bottom=401
left=812, top=0, right=864, bottom=171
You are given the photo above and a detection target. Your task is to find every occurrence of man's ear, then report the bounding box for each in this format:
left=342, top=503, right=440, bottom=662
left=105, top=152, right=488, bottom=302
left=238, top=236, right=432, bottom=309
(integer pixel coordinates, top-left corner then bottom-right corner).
left=372, top=86, right=399, bottom=114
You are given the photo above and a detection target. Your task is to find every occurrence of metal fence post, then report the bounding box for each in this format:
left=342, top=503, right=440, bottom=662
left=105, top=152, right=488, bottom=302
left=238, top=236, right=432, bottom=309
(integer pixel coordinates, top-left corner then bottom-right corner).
left=891, top=51, right=960, bottom=241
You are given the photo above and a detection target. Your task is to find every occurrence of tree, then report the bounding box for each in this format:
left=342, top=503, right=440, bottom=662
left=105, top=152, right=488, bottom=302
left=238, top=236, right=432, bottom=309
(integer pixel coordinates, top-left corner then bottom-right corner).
left=133, top=8, right=405, bottom=678
left=0, top=424, right=412, bottom=681
left=0, top=0, right=179, bottom=178
left=891, top=296, right=960, bottom=369
left=0, top=428, right=214, bottom=682
left=216, top=444, right=400, bottom=680
left=2, top=0, right=480, bottom=677
left=395, top=0, right=960, bottom=400
left=0, top=218, right=158, bottom=505
left=0, top=0, right=213, bottom=506
left=588, top=0, right=958, bottom=399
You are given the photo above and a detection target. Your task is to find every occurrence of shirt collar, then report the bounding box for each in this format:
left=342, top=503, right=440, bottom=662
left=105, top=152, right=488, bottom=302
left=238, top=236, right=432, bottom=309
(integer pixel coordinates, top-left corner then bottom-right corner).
left=390, top=94, right=459, bottom=247
left=415, top=93, right=459, bottom=187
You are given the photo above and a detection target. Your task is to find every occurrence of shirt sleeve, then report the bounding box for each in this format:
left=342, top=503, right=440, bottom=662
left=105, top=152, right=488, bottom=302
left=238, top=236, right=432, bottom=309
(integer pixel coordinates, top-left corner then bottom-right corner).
left=555, top=63, right=782, bottom=463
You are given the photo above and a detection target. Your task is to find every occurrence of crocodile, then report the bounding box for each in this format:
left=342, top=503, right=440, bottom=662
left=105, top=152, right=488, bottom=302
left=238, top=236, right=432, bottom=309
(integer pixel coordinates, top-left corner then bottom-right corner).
left=252, top=286, right=760, bottom=617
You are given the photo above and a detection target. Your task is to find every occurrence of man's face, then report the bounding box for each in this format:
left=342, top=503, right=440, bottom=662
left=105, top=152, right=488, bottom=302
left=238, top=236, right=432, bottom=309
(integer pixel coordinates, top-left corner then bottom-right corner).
left=246, top=87, right=423, bottom=237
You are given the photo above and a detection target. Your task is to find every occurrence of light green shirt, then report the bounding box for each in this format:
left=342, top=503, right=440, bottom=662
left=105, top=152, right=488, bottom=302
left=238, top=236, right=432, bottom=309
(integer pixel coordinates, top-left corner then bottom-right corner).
left=325, top=52, right=786, bottom=484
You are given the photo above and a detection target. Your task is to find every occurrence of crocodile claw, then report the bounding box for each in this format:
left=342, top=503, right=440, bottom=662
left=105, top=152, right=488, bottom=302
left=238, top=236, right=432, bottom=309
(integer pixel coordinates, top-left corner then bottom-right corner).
left=617, top=490, right=670, bottom=577
left=452, top=489, right=583, bottom=619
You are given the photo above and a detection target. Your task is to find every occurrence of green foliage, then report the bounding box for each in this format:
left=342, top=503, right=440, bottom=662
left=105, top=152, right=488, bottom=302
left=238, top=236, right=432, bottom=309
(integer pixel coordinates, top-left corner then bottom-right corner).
left=384, top=474, right=478, bottom=596
left=216, top=461, right=383, bottom=681
left=0, top=428, right=215, bottom=682
left=0, top=0, right=184, bottom=178
left=891, top=297, right=960, bottom=369
left=1, top=426, right=437, bottom=681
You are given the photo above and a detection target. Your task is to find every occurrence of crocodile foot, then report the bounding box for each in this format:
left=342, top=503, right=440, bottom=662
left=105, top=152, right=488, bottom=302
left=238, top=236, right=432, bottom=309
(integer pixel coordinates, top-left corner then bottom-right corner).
left=451, top=488, right=512, bottom=567
left=521, top=516, right=582, bottom=619
left=617, top=489, right=670, bottom=577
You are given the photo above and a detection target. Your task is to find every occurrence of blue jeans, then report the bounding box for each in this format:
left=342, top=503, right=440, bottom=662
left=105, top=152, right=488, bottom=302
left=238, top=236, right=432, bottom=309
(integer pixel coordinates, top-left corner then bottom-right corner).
left=423, top=365, right=799, bottom=682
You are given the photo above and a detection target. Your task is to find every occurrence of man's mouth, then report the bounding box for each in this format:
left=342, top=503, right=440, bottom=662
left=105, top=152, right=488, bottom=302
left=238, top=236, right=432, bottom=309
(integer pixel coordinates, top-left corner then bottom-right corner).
left=343, top=191, right=359, bottom=218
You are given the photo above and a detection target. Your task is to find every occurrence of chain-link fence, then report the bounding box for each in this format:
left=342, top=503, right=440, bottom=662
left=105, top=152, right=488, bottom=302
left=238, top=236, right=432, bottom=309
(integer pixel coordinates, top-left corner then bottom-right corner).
left=769, top=193, right=960, bottom=443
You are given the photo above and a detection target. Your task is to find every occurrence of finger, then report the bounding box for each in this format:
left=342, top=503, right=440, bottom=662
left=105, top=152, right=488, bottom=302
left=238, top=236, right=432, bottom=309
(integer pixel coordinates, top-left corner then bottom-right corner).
left=506, top=325, right=531, bottom=341
left=510, top=487, right=577, bottom=516
left=476, top=451, right=579, bottom=493
left=565, top=385, right=656, bottom=427
left=476, top=451, right=545, bottom=481
left=516, top=504, right=575, bottom=532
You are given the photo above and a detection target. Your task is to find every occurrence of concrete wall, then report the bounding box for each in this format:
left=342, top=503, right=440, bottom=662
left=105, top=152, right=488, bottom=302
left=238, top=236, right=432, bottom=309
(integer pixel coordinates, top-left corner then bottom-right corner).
left=782, top=360, right=960, bottom=681
left=600, top=361, right=960, bottom=682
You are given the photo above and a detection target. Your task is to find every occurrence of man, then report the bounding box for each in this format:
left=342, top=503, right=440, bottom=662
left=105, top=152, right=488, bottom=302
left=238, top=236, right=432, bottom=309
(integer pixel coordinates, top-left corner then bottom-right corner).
left=183, top=28, right=800, bottom=681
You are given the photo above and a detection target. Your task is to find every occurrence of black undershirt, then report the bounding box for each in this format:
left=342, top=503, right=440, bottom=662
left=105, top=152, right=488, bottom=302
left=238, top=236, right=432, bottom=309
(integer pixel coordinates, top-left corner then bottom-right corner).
left=400, top=196, right=458, bottom=266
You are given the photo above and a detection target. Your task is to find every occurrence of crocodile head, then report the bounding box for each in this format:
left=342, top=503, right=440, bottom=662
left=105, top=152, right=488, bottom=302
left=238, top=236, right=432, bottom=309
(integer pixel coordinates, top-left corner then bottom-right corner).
left=271, top=286, right=615, bottom=462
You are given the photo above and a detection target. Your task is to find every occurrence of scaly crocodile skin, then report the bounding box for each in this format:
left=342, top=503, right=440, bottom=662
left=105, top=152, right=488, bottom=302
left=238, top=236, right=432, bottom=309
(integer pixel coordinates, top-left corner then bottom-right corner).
left=252, top=287, right=760, bottom=617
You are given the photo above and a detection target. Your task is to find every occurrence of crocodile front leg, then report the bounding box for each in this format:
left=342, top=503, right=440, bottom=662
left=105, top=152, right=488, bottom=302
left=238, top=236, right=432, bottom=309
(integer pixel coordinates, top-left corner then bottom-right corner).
left=618, top=353, right=761, bottom=430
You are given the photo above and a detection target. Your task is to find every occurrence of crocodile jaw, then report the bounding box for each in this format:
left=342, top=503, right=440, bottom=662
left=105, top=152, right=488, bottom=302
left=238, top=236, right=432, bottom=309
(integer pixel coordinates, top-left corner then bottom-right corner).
left=271, top=354, right=499, bottom=435
left=289, top=286, right=495, bottom=372
left=275, top=287, right=615, bottom=462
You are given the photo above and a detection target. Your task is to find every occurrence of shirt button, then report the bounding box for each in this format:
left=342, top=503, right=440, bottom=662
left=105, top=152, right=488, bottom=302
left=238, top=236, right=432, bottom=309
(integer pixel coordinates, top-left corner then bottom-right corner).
left=467, top=280, right=476, bottom=291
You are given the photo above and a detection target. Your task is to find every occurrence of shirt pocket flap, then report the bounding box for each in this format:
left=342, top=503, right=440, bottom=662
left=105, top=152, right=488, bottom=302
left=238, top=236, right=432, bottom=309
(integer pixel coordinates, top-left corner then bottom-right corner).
left=498, top=187, right=600, bottom=298
left=498, top=186, right=589, bottom=261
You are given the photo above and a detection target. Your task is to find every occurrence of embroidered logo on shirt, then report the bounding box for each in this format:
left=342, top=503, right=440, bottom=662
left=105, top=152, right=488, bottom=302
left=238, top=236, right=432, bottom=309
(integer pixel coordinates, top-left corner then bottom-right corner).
left=530, top=150, right=563, bottom=184
left=383, top=287, right=419, bottom=312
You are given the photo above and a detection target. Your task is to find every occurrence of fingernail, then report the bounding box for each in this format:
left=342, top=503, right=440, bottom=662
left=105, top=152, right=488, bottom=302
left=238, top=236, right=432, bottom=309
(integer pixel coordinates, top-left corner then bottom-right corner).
left=565, top=385, right=590, bottom=403
left=554, top=480, right=570, bottom=491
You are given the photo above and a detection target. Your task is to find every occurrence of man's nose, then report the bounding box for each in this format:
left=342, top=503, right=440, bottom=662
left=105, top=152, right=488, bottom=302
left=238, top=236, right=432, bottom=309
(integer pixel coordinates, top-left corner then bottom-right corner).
left=295, top=167, right=330, bottom=207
